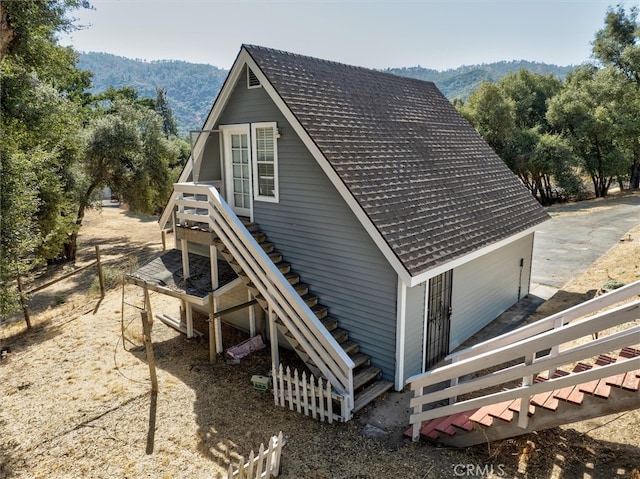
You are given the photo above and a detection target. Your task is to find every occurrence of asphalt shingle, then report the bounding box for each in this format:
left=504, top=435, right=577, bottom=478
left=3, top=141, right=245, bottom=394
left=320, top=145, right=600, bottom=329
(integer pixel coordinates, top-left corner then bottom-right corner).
left=244, top=45, right=549, bottom=277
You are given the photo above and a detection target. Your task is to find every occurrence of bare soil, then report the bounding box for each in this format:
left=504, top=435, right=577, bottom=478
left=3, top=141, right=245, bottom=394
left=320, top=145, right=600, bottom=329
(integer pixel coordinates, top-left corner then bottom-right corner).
left=1, top=200, right=639, bottom=479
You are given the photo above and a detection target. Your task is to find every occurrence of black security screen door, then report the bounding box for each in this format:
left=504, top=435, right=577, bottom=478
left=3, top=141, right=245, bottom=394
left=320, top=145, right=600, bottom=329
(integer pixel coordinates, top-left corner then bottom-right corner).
left=425, top=269, right=453, bottom=370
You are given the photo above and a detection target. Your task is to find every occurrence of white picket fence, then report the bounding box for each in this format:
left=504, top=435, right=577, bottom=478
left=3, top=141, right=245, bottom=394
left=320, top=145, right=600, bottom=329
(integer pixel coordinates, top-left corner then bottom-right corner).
left=215, top=432, right=284, bottom=479
left=273, top=364, right=343, bottom=423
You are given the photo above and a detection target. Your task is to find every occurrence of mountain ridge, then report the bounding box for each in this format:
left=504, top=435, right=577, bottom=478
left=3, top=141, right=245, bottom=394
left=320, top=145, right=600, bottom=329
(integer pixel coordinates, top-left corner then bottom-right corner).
left=78, top=51, right=573, bottom=134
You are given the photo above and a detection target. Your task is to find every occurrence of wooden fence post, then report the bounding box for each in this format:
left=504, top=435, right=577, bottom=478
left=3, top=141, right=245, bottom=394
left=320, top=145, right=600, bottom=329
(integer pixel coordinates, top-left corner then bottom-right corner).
left=140, top=311, right=158, bottom=393
left=95, top=245, right=105, bottom=299
left=161, top=230, right=167, bottom=252
left=15, top=274, right=31, bottom=330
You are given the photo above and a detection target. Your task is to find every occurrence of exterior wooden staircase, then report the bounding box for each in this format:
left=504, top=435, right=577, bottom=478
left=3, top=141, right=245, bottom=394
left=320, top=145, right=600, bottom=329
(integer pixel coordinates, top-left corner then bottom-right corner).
left=213, top=221, right=393, bottom=413
left=406, top=347, right=640, bottom=447
left=171, top=182, right=392, bottom=420
left=406, top=281, right=640, bottom=447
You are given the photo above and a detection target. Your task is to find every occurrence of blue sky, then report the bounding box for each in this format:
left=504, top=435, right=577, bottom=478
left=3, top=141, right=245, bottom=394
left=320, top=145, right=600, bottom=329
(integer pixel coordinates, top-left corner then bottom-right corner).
left=59, top=0, right=633, bottom=71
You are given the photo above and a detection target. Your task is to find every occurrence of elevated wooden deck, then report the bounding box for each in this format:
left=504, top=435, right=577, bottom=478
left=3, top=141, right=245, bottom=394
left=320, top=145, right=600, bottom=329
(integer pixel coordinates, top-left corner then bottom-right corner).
left=125, top=249, right=238, bottom=304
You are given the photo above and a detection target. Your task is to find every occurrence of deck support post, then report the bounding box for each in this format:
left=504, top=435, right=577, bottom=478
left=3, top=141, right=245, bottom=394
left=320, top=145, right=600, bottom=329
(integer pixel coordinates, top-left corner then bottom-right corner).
left=215, top=307, right=223, bottom=354
left=268, top=305, right=279, bottom=403
left=208, top=292, right=217, bottom=363
left=140, top=311, right=158, bottom=393
left=143, top=283, right=153, bottom=325
left=210, top=245, right=218, bottom=290
left=248, top=289, right=256, bottom=337
left=185, top=301, right=194, bottom=338
left=180, top=238, right=190, bottom=279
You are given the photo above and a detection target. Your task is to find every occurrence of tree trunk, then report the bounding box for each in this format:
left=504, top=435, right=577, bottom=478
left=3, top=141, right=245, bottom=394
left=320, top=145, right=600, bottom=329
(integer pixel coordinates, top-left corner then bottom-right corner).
left=63, top=182, right=98, bottom=260
left=631, top=142, right=640, bottom=190
left=0, top=3, right=16, bottom=63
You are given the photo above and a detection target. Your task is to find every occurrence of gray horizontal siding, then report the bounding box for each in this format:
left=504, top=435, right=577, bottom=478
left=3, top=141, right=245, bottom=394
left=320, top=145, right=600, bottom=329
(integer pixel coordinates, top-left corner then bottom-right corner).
left=217, top=68, right=398, bottom=379
left=449, top=234, right=534, bottom=350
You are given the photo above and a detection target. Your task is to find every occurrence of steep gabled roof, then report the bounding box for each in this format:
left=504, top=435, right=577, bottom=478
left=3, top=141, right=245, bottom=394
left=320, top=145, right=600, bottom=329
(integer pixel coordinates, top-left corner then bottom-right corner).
left=242, top=45, right=549, bottom=278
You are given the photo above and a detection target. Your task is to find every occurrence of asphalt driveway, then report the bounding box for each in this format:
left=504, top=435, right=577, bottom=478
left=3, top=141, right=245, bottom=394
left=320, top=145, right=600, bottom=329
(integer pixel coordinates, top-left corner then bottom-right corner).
left=531, top=191, right=640, bottom=290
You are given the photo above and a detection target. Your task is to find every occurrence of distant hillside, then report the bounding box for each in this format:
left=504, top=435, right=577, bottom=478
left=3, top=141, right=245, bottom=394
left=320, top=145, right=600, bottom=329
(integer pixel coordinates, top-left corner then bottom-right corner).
left=385, top=61, right=574, bottom=100
left=78, top=52, right=574, bottom=134
left=78, top=52, right=228, bottom=134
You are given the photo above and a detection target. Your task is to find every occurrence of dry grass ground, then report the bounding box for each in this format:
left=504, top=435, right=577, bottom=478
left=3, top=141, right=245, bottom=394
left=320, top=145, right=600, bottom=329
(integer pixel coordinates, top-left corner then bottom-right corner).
left=1, top=199, right=639, bottom=479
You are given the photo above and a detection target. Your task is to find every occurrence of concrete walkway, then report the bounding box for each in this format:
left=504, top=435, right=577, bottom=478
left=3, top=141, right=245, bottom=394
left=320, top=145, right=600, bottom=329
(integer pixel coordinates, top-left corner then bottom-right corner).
left=531, top=191, right=640, bottom=291
left=480, top=191, right=640, bottom=342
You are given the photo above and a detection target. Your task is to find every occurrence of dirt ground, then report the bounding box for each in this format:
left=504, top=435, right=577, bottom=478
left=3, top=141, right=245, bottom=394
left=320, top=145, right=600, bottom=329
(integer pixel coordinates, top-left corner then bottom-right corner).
left=1, top=198, right=639, bottom=479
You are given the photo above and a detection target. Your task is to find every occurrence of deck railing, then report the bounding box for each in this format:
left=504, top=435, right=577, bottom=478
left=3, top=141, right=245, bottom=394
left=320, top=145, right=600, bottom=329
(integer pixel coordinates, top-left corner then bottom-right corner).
left=173, top=183, right=355, bottom=416
left=406, top=281, right=640, bottom=441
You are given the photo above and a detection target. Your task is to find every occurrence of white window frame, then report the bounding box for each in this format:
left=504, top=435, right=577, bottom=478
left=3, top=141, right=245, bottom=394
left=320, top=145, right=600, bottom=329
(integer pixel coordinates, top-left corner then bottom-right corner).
left=251, top=122, right=279, bottom=203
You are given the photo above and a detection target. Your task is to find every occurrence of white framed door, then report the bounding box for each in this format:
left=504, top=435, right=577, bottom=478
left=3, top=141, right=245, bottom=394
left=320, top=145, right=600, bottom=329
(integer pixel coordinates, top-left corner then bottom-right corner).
left=221, top=125, right=252, bottom=217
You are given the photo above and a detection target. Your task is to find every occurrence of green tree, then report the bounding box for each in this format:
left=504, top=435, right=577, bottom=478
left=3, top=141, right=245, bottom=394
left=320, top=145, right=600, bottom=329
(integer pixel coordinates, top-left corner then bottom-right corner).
left=155, top=87, right=178, bottom=137
left=593, top=4, right=640, bottom=189
left=461, top=71, right=574, bottom=204
left=459, top=82, right=516, bottom=161
left=547, top=66, right=627, bottom=197
left=64, top=98, right=178, bottom=259
left=1, top=0, right=91, bottom=317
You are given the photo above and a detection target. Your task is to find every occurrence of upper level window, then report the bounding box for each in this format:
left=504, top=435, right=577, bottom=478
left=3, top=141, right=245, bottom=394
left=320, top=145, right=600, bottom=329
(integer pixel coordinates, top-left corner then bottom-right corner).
left=251, top=122, right=279, bottom=202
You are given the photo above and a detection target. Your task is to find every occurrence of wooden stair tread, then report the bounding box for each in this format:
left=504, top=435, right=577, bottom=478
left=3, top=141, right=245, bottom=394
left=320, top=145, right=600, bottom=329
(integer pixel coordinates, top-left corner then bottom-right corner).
left=284, top=271, right=300, bottom=284
left=451, top=410, right=479, bottom=432
left=353, top=366, right=382, bottom=390
left=259, top=242, right=275, bottom=253
left=531, top=369, right=570, bottom=410
left=319, top=316, right=338, bottom=331
left=301, top=293, right=318, bottom=307
left=267, top=251, right=282, bottom=262
left=353, top=379, right=394, bottom=413
left=509, top=398, right=535, bottom=416
left=310, top=304, right=328, bottom=318
left=621, top=370, right=640, bottom=391
left=293, top=282, right=309, bottom=295
left=468, top=408, right=494, bottom=428
left=418, top=415, right=452, bottom=440
left=482, top=400, right=516, bottom=422
left=274, top=261, right=291, bottom=273
left=620, top=347, right=640, bottom=359
left=330, top=327, right=349, bottom=343
left=340, top=340, right=359, bottom=355
left=579, top=355, right=617, bottom=396
left=349, top=352, right=371, bottom=369
left=554, top=363, right=591, bottom=404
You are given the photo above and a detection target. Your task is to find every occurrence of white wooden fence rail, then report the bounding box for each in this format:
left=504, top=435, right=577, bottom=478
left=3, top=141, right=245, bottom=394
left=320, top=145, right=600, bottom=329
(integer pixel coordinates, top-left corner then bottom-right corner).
left=215, top=432, right=284, bottom=479
left=273, top=364, right=342, bottom=423
left=406, top=282, right=640, bottom=441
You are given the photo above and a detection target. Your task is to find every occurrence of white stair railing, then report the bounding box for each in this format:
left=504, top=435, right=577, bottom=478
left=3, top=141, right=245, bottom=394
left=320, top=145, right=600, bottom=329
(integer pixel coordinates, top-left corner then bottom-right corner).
left=173, top=183, right=355, bottom=415
left=407, top=283, right=640, bottom=441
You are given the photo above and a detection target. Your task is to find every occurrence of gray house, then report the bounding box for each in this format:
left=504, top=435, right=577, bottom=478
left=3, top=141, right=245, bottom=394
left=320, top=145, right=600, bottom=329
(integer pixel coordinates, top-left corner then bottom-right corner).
left=147, top=45, right=549, bottom=420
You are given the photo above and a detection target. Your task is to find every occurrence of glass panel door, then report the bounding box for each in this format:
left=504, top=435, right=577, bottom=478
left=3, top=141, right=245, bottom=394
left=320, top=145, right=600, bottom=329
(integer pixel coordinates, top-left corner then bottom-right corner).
left=222, top=126, right=251, bottom=217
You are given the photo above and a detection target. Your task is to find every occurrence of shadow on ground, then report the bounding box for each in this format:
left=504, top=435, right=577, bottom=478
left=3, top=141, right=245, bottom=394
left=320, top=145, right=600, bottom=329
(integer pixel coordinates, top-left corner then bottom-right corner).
left=128, top=308, right=640, bottom=478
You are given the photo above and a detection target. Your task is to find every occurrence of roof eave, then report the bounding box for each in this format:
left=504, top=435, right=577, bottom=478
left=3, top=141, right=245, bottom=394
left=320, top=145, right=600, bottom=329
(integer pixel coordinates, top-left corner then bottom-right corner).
left=405, top=219, right=550, bottom=287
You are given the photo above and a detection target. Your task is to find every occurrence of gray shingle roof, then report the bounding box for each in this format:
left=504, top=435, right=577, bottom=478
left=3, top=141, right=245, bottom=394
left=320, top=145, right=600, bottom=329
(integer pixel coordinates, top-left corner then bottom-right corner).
left=243, top=45, right=549, bottom=277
